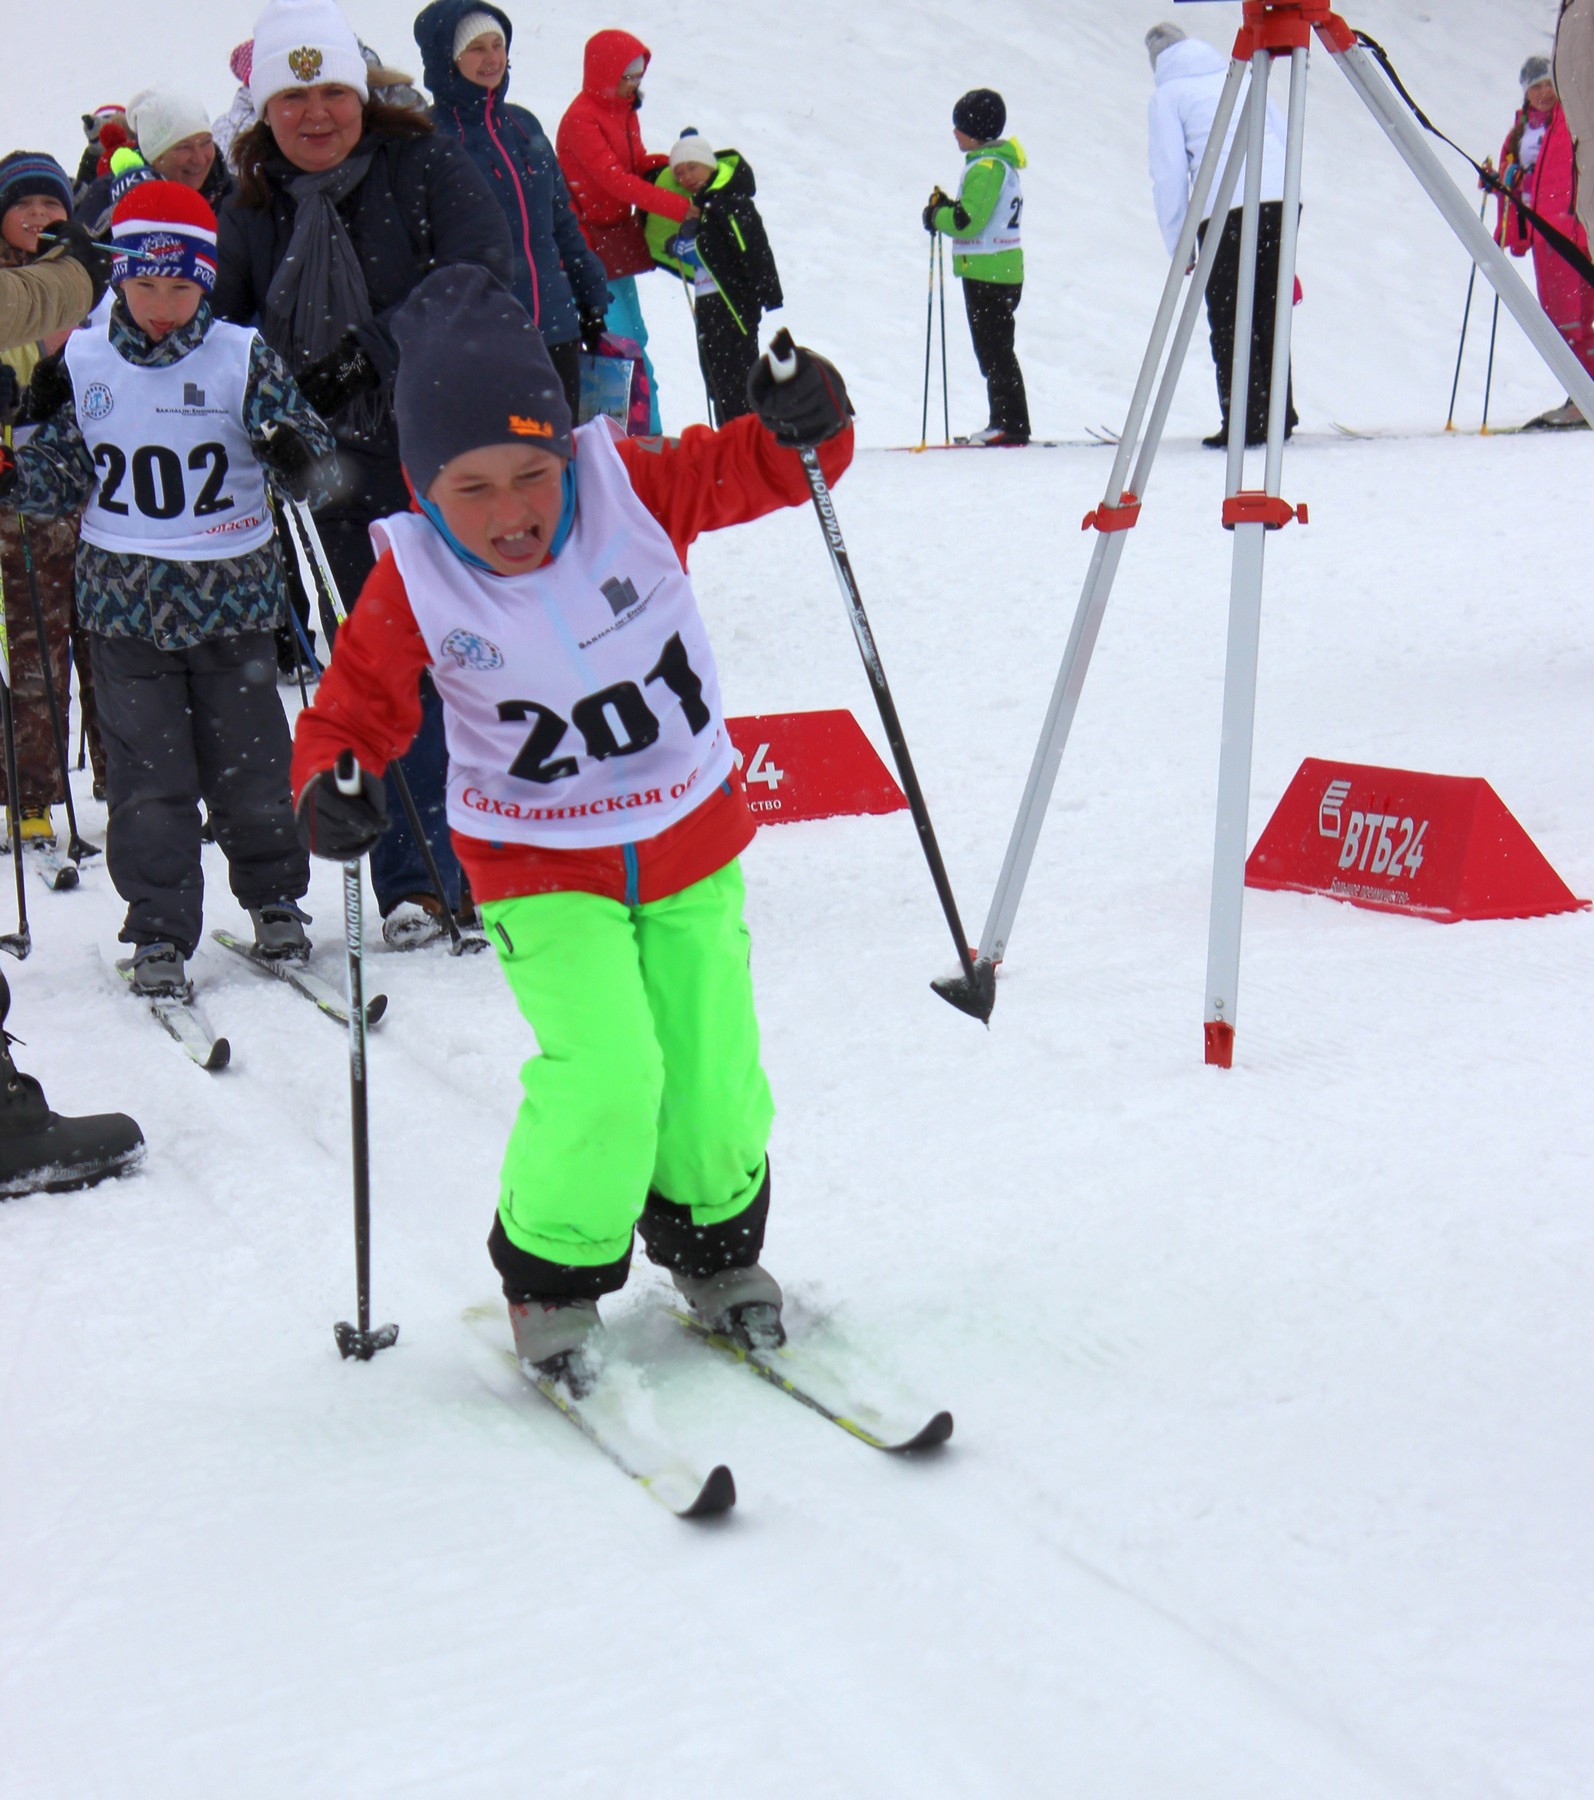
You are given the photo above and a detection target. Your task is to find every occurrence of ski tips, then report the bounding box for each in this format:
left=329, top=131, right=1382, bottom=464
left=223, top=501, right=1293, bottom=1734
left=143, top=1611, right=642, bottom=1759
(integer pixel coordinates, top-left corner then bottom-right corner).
left=334, top=1320, right=400, bottom=1361
left=204, top=1036, right=232, bottom=1072
left=894, top=1410, right=954, bottom=1452
left=680, top=1463, right=737, bottom=1519
left=930, top=957, right=997, bottom=1024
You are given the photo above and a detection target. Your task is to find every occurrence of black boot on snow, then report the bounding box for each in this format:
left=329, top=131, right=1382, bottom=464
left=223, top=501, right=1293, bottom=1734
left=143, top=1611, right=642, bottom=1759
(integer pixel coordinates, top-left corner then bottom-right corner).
left=0, top=973, right=145, bottom=1198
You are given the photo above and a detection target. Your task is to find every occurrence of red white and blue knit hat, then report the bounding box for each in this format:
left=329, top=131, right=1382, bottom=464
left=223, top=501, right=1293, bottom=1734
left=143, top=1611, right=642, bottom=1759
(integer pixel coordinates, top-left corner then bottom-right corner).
left=109, top=179, right=219, bottom=290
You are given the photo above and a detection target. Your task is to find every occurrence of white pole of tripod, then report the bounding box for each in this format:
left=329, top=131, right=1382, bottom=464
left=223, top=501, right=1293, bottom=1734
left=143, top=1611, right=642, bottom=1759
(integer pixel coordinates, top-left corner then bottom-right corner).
left=1334, top=42, right=1594, bottom=423
left=971, top=64, right=1257, bottom=971
left=1204, top=45, right=1309, bottom=1067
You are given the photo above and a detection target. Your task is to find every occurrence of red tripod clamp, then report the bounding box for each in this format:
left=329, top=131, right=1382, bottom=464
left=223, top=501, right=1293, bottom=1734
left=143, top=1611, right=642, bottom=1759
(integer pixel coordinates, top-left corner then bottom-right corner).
left=1220, top=491, right=1309, bottom=531
left=1234, top=2, right=1355, bottom=58
left=1082, top=491, right=1142, bottom=534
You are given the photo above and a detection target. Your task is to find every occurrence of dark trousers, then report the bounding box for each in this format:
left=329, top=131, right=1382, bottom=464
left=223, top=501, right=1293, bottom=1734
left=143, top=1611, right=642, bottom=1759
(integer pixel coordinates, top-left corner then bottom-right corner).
left=1198, top=202, right=1298, bottom=443
left=963, top=278, right=1029, bottom=439
left=694, top=293, right=758, bottom=425
left=315, top=515, right=463, bottom=917
left=90, top=630, right=309, bottom=957
left=547, top=338, right=582, bottom=423
left=0, top=515, right=75, bottom=809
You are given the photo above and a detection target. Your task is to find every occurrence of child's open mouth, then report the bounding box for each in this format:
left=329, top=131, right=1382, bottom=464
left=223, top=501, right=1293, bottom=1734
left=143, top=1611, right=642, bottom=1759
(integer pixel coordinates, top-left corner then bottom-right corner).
left=492, top=526, right=543, bottom=564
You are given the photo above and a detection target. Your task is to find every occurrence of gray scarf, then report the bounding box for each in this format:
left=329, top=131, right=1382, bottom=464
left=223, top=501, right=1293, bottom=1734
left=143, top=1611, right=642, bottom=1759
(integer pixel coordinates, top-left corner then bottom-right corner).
left=263, top=150, right=387, bottom=441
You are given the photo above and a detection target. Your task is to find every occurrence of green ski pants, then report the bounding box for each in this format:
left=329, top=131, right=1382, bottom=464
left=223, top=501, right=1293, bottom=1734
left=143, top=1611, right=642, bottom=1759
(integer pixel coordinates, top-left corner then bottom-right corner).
left=481, top=858, right=774, bottom=1276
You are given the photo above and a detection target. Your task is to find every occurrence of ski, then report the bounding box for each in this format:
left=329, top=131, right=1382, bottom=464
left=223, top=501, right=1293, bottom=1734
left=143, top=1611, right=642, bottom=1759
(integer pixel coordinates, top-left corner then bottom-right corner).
left=885, top=437, right=1103, bottom=452
left=211, top=929, right=388, bottom=1029
left=669, top=1307, right=954, bottom=1453
left=2, top=839, right=80, bottom=891
left=116, top=963, right=230, bottom=1071
left=1084, top=423, right=1121, bottom=445
left=488, top=1339, right=735, bottom=1518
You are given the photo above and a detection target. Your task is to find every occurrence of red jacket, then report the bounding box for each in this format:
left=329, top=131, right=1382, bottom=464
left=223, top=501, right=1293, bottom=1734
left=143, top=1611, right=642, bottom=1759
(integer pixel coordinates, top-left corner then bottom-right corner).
left=292, top=417, right=855, bottom=908
left=555, top=30, right=689, bottom=279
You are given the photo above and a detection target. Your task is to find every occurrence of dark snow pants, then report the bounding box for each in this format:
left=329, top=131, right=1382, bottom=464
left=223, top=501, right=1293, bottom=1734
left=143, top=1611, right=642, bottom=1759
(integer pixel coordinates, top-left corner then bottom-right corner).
left=694, top=293, right=759, bottom=425
left=1198, top=201, right=1298, bottom=444
left=315, top=516, right=463, bottom=918
left=963, top=277, right=1030, bottom=440
left=90, top=630, right=308, bottom=957
left=0, top=513, right=75, bottom=810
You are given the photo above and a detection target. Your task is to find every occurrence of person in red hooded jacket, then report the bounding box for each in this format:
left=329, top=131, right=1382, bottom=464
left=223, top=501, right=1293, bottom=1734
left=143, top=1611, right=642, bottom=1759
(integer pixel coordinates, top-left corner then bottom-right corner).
left=1495, top=55, right=1594, bottom=427
left=556, top=29, right=691, bottom=432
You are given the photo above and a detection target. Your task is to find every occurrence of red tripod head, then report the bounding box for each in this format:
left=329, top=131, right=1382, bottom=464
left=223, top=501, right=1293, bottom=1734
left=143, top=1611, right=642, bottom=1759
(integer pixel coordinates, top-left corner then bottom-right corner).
left=1234, top=1, right=1356, bottom=56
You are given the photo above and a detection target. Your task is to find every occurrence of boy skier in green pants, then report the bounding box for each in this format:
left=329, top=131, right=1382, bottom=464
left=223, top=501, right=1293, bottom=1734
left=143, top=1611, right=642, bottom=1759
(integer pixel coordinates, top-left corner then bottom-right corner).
left=925, top=88, right=1030, bottom=445
left=291, top=265, right=852, bottom=1383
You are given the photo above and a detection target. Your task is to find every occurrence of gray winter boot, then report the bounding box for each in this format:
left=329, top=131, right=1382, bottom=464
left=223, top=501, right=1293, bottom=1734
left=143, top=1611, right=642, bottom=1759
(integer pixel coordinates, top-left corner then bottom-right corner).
left=248, top=900, right=310, bottom=961
left=672, top=1263, right=785, bottom=1347
left=129, top=941, right=190, bottom=999
left=508, top=1297, right=602, bottom=1390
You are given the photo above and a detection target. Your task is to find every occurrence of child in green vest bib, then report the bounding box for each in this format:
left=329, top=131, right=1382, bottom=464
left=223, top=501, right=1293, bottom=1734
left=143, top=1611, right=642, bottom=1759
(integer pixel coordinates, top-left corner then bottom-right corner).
left=646, top=131, right=783, bottom=425
left=925, top=88, right=1030, bottom=446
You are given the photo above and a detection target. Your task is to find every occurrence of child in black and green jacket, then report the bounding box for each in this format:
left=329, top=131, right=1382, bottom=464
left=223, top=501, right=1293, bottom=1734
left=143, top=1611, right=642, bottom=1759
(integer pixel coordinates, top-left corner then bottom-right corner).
left=925, top=88, right=1030, bottom=446
left=647, top=132, right=782, bottom=424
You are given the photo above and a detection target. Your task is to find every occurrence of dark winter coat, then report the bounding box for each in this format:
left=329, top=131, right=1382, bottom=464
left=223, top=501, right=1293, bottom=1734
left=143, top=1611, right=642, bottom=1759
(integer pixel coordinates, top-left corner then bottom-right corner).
left=647, top=152, right=782, bottom=335
left=555, top=29, right=690, bottom=279
left=211, top=127, right=511, bottom=520
left=413, top=0, right=610, bottom=345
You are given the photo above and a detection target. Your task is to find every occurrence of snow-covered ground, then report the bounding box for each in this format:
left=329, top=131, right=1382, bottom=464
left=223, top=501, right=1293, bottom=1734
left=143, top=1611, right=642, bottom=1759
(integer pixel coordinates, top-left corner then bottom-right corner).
left=5, top=2, right=1593, bottom=1795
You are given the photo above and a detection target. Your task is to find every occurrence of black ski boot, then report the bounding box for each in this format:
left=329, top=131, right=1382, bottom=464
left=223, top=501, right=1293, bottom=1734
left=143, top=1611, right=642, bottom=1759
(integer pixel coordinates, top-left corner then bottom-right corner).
left=0, top=972, right=145, bottom=1197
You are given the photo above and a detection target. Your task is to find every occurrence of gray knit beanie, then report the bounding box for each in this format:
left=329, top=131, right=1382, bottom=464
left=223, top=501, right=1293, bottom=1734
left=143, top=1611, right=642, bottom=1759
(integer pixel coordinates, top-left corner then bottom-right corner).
left=392, top=266, right=572, bottom=494
left=1146, top=23, right=1186, bottom=67
left=1520, top=54, right=1553, bottom=91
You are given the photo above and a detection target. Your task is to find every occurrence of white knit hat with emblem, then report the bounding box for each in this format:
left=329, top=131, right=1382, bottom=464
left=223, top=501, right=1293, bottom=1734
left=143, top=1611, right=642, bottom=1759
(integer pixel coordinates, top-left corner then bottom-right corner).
left=249, top=0, right=371, bottom=110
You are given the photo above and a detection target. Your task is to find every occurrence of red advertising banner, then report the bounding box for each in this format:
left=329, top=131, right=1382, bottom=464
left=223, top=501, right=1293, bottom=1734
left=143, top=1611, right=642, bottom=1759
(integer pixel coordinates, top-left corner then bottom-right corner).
left=1245, top=758, right=1588, bottom=922
left=726, top=710, right=907, bottom=826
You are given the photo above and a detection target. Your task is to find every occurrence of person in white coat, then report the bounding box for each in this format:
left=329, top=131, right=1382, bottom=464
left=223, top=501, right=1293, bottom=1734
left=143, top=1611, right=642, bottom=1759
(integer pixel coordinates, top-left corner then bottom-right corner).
left=1146, top=22, right=1297, bottom=446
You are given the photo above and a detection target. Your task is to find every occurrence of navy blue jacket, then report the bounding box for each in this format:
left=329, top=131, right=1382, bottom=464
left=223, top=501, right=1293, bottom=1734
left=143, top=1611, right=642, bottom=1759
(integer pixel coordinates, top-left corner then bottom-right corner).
left=414, top=0, right=610, bottom=345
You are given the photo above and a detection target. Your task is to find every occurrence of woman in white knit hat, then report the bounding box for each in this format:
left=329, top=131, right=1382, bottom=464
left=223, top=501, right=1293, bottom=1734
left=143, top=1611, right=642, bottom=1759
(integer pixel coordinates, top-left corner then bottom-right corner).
left=213, top=0, right=516, bottom=947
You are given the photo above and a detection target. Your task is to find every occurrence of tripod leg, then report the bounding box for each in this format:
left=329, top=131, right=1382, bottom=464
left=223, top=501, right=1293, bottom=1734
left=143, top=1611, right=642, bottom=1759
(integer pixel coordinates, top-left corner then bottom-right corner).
left=1335, top=40, right=1594, bottom=420
left=959, top=63, right=1257, bottom=990
left=1203, top=46, right=1309, bottom=1068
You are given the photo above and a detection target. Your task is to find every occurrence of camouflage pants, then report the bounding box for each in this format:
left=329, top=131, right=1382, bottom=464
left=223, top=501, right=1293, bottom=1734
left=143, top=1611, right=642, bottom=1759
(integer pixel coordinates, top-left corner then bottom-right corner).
left=0, top=513, right=103, bottom=809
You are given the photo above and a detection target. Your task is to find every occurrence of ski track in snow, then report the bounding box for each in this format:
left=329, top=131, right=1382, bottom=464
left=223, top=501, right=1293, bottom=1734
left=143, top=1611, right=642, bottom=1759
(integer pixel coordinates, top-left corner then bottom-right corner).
left=5, top=1, right=1594, bottom=1793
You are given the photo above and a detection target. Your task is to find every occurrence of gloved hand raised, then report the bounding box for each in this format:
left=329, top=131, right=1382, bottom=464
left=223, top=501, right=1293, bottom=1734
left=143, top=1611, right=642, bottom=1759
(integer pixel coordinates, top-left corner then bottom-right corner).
left=296, top=331, right=382, bottom=418
left=747, top=329, right=852, bottom=449
left=35, top=220, right=116, bottom=311
left=295, top=756, right=390, bottom=861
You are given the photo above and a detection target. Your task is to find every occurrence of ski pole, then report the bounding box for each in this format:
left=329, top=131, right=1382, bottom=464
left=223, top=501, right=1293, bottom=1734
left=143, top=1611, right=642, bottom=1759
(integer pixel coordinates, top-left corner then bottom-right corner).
left=76, top=714, right=85, bottom=772
left=937, top=231, right=951, bottom=446
left=283, top=498, right=485, bottom=956
left=270, top=488, right=318, bottom=711
left=331, top=749, right=398, bottom=1363
left=16, top=519, right=98, bottom=864
left=1445, top=194, right=1489, bottom=429
left=919, top=232, right=936, bottom=449
left=766, top=330, right=992, bottom=1020
left=1481, top=290, right=1502, bottom=432
left=0, top=573, right=31, bottom=959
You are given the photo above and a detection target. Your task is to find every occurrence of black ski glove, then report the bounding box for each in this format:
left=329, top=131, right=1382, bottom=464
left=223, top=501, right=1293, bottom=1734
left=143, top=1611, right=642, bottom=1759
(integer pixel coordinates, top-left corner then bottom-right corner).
left=35, top=219, right=116, bottom=311
left=924, top=186, right=953, bottom=231
left=295, top=761, right=390, bottom=861
left=747, top=333, right=853, bottom=449
left=258, top=421, right=320, bottom=502
left=23, top=355, right=73, bottom=425
left=0, top=368, right=19, bottom=430
left=578, top=311, right=607, bottom=354
left=296, top=332, right=382, bottom=417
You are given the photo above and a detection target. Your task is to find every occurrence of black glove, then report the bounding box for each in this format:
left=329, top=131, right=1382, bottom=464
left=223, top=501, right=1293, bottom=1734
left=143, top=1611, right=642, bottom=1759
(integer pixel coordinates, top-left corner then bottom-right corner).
left=0, top=368, right=19, bottom=430
left=924, top=185, right=953, bottom=232
left=35, top=220, right=115, bottom=311
left=295, top=761, right=390, bottom=861
left=578, top=311, right=607, bottom=354
left=24, top=355, right=73, bottom=425
left=0, top=443, right=16, bottom=502
left=296, top=332, right=382, bottom=417
left=747, top=332, right=853, bottom=449
left=258, top=421, right=320, bottom=501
